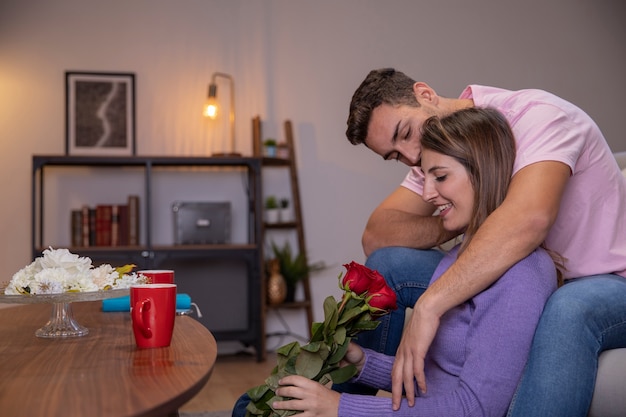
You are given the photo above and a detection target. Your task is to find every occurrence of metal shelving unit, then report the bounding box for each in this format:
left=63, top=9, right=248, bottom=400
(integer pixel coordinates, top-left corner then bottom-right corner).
left=31, top=155, right=267, bottom=361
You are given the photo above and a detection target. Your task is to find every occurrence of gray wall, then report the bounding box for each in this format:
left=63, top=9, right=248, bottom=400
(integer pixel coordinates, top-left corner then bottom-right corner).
left=1, top=0, right=624, bottom=334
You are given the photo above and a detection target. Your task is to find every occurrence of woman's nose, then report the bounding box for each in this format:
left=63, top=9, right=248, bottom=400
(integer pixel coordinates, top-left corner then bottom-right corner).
left=422, top=179, right=438, bottom=202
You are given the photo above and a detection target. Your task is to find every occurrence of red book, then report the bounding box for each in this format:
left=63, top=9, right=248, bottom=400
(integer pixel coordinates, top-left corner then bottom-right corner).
left=95, top=205, right=112, bottom=246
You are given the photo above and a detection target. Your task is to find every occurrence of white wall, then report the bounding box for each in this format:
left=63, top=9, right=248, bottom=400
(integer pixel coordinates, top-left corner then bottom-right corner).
left=1, top=0, right=625, bottom=340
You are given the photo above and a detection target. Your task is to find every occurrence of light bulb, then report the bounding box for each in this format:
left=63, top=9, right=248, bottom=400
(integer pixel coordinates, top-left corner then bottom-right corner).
left=203, top=99, right=218, bottom=119
left=203, top=83, right=219, bottom=119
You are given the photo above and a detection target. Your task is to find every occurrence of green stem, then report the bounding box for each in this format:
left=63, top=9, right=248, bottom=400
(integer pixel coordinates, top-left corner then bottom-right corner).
left=337, top=292, right=352, bottom=316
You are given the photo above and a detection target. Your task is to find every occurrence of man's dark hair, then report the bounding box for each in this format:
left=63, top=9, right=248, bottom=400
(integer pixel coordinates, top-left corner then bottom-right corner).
left=346, top=68, right=419, bottom=145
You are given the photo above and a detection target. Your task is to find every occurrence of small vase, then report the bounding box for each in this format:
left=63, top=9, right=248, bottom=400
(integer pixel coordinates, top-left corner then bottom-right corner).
left=265, top=208, right=280, bottom=224
left=267, top=259, right=287, bottom=305
left=279, top=208, right=291, bottom=222
left=264, top=146, right=277, bottom=157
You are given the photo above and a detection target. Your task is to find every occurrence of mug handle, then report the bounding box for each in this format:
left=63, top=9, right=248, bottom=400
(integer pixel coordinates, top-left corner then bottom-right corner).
left=132, top=298, right=153, bottom=338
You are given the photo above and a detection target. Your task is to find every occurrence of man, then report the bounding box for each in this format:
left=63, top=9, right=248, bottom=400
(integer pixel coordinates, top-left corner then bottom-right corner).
left=345, top=68, right=626, bottom=416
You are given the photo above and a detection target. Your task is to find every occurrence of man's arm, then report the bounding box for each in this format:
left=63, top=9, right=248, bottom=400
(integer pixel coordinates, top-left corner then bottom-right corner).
left=390, top=161, right=571, bottom=410
left=362, top=186, right=457, bottom=257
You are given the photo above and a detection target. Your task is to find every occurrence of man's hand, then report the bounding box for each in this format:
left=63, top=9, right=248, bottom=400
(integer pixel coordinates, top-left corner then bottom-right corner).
left=274, top=375, right=340, bottom=417
left=340, top=342, right=366, bottom=372
left=391, top=300, right=440, bottom=410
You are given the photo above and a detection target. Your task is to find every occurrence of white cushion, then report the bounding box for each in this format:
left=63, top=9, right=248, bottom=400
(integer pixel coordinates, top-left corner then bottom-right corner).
left=588, top=348, right=626, bottom=417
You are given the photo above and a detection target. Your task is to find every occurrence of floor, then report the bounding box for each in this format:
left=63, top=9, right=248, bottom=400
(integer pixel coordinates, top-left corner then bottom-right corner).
left=179, top=351, right=278, bottom=413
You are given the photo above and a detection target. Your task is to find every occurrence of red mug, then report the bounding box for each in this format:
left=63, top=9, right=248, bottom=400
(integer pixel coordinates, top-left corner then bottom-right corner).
left=131, top=284, right=177, bottom=349
left=138, top=269, right=175, bottom=284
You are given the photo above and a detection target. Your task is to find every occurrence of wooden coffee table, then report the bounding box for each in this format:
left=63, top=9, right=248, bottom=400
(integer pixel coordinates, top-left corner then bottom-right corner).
left=0, top=301, right=217, bottom=417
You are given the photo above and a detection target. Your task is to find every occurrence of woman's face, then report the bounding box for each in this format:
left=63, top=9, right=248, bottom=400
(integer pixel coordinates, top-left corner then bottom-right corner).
left=421, top=149, right=474, bottom=232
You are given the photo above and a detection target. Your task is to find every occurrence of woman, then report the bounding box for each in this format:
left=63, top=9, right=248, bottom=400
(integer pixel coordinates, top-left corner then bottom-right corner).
left=255, top=108, right=560, bottom=417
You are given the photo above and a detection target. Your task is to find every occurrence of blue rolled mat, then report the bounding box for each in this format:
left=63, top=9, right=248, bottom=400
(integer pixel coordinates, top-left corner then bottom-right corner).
left=102, top=293, right=192, bottom=312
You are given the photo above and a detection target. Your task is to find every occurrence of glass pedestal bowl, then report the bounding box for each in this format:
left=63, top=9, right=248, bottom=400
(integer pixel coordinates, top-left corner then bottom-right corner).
left=0, top=286, right=129, bottom=338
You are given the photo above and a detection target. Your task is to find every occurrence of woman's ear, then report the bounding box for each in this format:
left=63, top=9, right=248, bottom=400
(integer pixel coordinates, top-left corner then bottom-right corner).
left=413, top=82, right=439, bottom=105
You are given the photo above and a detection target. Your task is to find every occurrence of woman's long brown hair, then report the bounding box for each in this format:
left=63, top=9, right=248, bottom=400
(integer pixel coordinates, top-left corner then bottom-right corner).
left=421, top=107, right=565, bottom=284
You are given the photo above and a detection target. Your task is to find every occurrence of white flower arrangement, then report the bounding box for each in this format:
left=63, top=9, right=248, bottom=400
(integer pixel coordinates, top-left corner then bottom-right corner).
left=4, top=248, right=146, bottom=295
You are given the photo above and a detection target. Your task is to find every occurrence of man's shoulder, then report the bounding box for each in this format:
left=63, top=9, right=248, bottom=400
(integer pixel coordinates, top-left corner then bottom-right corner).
left=466, top=84, right=560, bottom=108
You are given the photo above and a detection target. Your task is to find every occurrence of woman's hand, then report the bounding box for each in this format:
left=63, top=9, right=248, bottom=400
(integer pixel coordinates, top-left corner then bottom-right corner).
left=273, top=375, right=340, bottom=417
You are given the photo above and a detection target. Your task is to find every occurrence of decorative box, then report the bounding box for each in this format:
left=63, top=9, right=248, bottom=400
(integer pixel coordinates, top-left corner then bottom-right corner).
left=172, top=201, right=231, bottom=244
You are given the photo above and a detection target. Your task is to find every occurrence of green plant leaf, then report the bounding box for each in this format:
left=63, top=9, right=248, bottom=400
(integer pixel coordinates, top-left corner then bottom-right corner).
left=328, top=337, right=351, bottom=364
left=310, top=321, right=324, bottom=342
left=276, top=341, right=300, bottom=358
left=247, top=384, right=270, bottom=402
left=328, top=364, right=358, bottom=384
left=301, top=341, right=323, bottom=353
left=270, top=241, right=325, bottom=285
left=323, top=296, right=338, bottom=333
left=295, top=349, right=324, bottom=379
left=350, top=320, right=380, bottom=332
left=337, top=305, right=367, bottom=325
left=332, top=325, right=347, bottom=346
left=265, top=373, right=282, bottom=391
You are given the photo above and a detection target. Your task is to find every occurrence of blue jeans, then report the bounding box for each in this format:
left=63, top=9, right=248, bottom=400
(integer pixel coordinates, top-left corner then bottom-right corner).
left=232, top=393, right=249, bottom=417
left=507, top=274, right=626, bottom=417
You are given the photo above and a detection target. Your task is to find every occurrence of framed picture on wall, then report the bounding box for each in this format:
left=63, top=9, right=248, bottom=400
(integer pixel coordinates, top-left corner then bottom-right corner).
left=65, top=71, right=136, bottom=156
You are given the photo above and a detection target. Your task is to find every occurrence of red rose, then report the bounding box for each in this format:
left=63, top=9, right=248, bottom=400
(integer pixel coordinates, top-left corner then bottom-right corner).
left=342, top=261, right=386, bottom=295
left=367, top=285, right=398, bottom=313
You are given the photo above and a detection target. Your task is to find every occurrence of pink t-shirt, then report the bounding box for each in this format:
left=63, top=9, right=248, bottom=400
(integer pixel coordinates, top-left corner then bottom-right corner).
left=401, top=85, right=626, bottom=279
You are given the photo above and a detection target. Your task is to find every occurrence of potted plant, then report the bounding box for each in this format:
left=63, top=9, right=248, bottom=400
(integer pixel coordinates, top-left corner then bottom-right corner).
left=279, top=198, right=290, bottom=222
left=263, top=138, right=277, bottom=157
left=270, top=241, right=325, bottom=302
left=264, top=195, right=279, bottom=223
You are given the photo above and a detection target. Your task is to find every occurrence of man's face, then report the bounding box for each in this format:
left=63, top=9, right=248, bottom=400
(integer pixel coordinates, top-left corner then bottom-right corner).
left=364, top=102, right=439, bottom=166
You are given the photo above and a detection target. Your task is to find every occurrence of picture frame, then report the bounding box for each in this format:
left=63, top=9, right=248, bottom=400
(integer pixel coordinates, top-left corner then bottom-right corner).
left=65, top=71, right=136, bottom=156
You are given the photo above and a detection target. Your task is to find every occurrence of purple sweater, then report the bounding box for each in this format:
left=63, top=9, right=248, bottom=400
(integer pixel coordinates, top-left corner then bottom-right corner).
left=338, top=245, right=557, bottom=417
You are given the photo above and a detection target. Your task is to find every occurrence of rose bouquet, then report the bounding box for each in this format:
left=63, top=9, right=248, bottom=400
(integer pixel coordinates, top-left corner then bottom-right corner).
left=4, top=247, right=143, bottom=295
left=245, top=261, right=397, bottom=417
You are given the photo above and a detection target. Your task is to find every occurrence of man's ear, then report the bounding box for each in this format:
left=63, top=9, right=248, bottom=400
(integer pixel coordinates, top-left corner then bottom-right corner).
left=413, top=82, right=439, bottom=105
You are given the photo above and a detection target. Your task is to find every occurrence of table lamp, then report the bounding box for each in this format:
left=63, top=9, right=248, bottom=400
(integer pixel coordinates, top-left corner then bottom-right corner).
left=203, top=72, right=240, bottom=157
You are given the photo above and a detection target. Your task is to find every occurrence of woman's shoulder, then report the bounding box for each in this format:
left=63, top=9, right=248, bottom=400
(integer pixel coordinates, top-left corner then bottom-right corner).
left=499, top=247, right=557, bottom=293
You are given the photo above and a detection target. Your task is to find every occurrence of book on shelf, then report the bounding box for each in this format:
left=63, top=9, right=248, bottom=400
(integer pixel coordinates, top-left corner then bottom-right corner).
left=71, top=209, right=82, bottom=247
left=70, top=195, right=140, bottom=248
left=117, top=204, right=130, bottom=246
left=81, top=205, right=90, bottom=247
left=95, top=204, right=112, bottom=246
left=128, top=195, right=140, bottom=246
left=88, top=208, right=96, bottom=246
